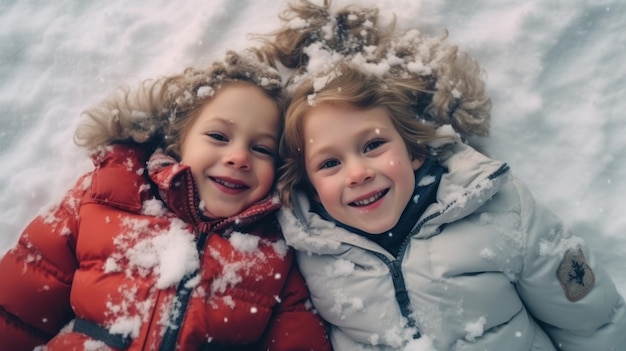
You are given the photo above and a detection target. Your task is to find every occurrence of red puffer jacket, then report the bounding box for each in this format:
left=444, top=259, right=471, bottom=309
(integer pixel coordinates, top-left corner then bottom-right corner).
left=0, top=145, right=331, bottom=351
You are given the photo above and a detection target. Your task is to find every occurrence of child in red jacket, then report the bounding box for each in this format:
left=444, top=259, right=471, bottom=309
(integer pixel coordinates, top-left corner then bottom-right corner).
left=0, top=49, right=331, bottom=351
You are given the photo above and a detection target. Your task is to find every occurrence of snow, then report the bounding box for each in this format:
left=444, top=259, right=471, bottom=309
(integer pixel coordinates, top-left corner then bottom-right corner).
left=1, top=0, right=625, bottom=303
left=326, top=259, right=356, bottom=277
left=404, top=335, right=436, bottom=351
left=229, top=232, right=262, bottom=253
left=464, top=316, right=487, bottom=342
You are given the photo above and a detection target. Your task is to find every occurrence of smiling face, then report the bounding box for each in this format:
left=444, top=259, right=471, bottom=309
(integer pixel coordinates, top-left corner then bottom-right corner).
left=180, top=83, right=280, bottom=219
left=303, top=103, right=423, bottom=234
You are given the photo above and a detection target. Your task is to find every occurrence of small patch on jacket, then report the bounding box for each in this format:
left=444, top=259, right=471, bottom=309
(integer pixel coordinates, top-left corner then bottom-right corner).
left=557, top=248, right=595, bottom=302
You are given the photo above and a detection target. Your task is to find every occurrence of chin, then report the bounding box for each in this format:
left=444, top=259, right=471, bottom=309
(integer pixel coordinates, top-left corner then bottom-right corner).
left=361, top=225, right=395, bottom=235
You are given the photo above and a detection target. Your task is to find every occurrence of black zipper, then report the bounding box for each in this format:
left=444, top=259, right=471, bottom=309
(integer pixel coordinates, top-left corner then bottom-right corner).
left=376, top=163, right=510, bottom=340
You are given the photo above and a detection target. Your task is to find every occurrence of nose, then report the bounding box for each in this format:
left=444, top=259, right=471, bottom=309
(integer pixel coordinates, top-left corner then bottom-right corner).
left=224, top=146, right=251, bottom=170
left=346, top=160, right=374, bottom=186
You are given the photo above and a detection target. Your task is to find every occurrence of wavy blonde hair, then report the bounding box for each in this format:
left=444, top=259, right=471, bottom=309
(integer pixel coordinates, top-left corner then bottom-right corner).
left=257, top=0, right=492, bottom=206
left=74, top=49, right=284, bottom=160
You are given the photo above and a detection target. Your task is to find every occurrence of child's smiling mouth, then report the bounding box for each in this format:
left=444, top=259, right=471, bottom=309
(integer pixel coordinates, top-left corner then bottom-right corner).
left=349, top=189, right=389, bottom=207
left=210, top=176, right=249, bottom=190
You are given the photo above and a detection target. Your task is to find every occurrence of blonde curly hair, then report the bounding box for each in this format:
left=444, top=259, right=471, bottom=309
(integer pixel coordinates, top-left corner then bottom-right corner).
left=74, top=49, right=284, bottom=160
left=258, top=0, right=492, bottom=206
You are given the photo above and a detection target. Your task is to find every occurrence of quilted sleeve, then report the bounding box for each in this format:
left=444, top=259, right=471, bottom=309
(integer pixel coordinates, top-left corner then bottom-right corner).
left=0, top=174, right=87, bottom=351
left=513, top=179, right=626, bottom=350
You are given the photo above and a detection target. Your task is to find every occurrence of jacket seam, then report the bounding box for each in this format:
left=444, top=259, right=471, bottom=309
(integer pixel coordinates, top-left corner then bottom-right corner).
left=0, top=306, right=52, bottom=342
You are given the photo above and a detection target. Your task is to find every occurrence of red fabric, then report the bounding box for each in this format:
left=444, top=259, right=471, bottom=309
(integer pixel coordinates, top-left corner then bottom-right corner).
left=0, top=145, right=331, bottom=351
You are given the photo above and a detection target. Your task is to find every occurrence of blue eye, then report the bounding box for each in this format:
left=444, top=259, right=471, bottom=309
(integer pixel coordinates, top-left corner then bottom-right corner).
left=253, top=145, right=276, bottom=157
left=364, top=140, right=385, bottom=152
left=320, top=159, right=340, bottom=169
left=207, top=132, right=228, bottom=142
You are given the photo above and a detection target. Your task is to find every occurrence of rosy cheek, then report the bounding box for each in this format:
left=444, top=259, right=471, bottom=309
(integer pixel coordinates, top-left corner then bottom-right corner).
left=388, top=159, right=403, bottom=167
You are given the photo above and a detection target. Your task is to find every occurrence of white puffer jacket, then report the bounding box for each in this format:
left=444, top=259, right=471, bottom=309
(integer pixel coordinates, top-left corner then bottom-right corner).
left=278, top=141, right=626, bottom=351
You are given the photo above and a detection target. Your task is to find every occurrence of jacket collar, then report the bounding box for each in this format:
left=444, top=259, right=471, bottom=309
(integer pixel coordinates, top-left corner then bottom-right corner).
left=146, top=149, right=281, bottom=233
left=92, top=145, right=280, bottom=233
left=428, top=140, right=510, bottom=226
left=280, top=140, right=510, bottom=254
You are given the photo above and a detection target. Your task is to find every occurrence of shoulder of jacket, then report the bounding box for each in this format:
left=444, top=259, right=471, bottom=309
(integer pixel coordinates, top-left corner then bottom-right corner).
left=88, top=144, right=151, bottom=213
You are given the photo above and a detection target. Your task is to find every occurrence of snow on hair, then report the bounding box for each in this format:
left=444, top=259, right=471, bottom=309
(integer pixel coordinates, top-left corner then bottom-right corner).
left=74, top=49, right=284, bottom=159
left=261, top=0, right=491, bottom=138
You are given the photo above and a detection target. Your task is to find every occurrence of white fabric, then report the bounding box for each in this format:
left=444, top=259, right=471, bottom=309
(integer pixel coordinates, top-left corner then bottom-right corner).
left=278, top=140, right=626, bottom=351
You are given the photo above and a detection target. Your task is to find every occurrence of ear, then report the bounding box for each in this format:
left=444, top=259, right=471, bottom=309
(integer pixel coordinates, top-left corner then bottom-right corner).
left=411, top=157, right=424, bottom=171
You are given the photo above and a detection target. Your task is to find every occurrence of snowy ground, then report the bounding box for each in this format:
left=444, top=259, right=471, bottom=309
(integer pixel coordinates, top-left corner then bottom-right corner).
left=1, top=0, right=625, bottom=295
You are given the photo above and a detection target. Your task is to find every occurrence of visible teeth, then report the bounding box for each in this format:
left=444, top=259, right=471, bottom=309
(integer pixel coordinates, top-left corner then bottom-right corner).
left=353, top=191, right=384, bottom=206
left=215, top=178, right=244, bottom=188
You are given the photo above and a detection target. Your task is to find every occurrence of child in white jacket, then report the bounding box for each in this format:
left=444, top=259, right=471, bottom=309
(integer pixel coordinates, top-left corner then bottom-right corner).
left=262, top=0, right=626, bottom=350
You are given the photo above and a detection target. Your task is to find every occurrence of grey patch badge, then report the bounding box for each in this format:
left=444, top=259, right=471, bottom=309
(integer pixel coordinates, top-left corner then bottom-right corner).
left=557, top=248, right=595, bottom=302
